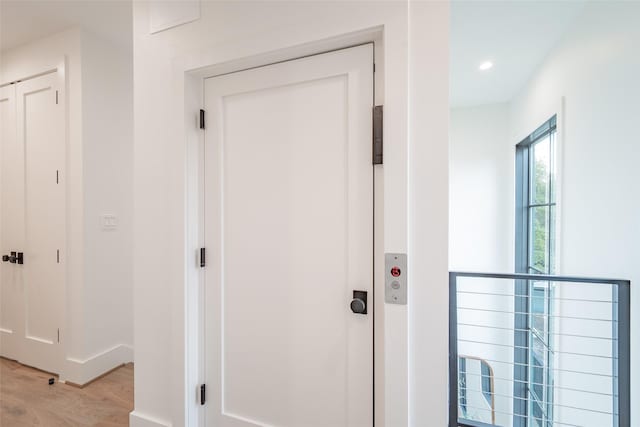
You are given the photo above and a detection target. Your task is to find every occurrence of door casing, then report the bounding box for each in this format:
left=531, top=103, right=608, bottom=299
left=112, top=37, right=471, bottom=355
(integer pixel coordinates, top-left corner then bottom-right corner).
left=183, top=31, right=386, bottom=427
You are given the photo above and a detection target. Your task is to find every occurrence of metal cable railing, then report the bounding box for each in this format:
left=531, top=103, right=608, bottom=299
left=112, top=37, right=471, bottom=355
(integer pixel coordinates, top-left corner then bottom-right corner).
left=449, top=272, right=630, bottom=427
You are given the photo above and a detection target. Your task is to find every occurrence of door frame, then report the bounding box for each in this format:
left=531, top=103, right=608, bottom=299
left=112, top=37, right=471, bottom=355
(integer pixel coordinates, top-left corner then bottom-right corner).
left=181, top=30, right=388, bottom=427
left=0, top=63, right=67, bottom=375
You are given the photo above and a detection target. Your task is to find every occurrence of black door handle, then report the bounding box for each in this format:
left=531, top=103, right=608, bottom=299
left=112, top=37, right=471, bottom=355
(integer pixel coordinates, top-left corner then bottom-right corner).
left=2, top=251, right=23, bottom=264
left=350, top=290, right=368, bottom=314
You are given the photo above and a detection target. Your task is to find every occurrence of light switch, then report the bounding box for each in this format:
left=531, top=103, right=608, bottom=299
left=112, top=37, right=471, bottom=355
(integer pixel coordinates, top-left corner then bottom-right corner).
left=101, top=214, right=118, bottom=231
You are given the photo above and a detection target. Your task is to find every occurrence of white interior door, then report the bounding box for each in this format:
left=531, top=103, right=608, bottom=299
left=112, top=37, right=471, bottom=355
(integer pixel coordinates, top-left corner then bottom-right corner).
left=204, top=44, right=374, bottom=427
left=0, top=83, right=20, bottom=361
left=0, top=72, right=65, bottom=374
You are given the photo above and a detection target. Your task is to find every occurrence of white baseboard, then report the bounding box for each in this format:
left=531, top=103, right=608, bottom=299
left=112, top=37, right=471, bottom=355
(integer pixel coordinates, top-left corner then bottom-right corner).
left=60, top=343, right=133, bottom=386
left=130, top=411, right=172, bottom=427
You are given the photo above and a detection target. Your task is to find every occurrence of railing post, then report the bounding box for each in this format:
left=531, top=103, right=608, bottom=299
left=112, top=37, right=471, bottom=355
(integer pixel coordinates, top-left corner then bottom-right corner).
left=449, top=272, right=458, bottom=427
left=616, top=281, right=631, bottom=427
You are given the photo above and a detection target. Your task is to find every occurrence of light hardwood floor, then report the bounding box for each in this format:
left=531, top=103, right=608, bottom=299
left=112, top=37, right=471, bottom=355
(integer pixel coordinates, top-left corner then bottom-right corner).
left=0, top=357, right=133, bottom=426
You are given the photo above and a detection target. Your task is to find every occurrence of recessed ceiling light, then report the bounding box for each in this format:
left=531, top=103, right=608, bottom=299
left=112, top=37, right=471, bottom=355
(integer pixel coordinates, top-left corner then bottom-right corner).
left=479, top=61, right=493, bottom=71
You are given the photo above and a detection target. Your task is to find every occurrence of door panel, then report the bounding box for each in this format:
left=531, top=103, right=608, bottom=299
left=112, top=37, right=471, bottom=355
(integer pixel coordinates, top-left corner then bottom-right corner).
left=18, top=73, right=65, bottom=372
left=204, top=45, right=374, bottom=427
left=0, top=84, right=20, bottom=360
left=22, top=79, right=63, bottom=345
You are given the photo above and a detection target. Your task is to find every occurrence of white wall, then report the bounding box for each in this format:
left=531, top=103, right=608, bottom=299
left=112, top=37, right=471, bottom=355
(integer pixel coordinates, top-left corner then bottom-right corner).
left=408, top=2, right=450, bottom=424
left=450, top=103, right=513, bottom=273
left=510, top=3, right=639, bottom=425
left=0, top=28, right=134, bottom=384
left=131, top=1, right=449, bottom=426
left=81, top=29, right=134, bottom=370
left=450, top=2, right=639, bottom=425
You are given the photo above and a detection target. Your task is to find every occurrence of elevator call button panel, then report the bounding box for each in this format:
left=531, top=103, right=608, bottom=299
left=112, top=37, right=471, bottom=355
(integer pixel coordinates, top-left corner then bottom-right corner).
left=385, top=253, right=407, bottom=305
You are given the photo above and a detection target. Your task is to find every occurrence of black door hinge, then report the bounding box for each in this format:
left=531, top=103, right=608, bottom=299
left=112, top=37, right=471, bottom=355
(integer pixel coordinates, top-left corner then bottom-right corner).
left=373, top=105, right=383, bottom=165
left=200, top=384, right=206, bottom=405
left=200, top=248, right=206, bottom=268
left=199, top=109, right=205, bottom=130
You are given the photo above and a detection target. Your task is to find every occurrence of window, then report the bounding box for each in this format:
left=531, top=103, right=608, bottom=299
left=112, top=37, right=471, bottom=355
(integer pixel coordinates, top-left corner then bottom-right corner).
left=515, top=116, right=557, bottom=427
left=528, top=282, right=553, bottom=427
left=459, top=357, right=468, bottom=417
left=457, top=356, right=495, bottom=423
left=481, top=361, right=492, bottom=404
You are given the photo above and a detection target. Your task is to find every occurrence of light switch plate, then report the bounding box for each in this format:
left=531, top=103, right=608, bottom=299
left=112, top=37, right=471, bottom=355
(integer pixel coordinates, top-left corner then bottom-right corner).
left=385, top=253, right=407, bottom=305
left=101, top=214, right=118, bottom=231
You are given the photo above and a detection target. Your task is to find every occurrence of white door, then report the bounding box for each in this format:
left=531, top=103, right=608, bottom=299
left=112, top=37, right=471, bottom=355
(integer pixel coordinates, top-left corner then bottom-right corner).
left=204, top=45, right=374, bottom=427
left=0, top=72, right=65, bottom=374
left=0, top=83, right=19, bottom=361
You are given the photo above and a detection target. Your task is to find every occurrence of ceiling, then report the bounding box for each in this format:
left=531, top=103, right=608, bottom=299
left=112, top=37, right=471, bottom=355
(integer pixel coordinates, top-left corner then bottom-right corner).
left=2, top=0, right=584, bottom=107
left=0, top=0, right=132, bottom=52
left=451, top=0, right=586, bottom=107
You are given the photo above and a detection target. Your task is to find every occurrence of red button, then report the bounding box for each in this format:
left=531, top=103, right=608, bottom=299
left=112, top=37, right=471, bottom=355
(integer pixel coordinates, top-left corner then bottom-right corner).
left=391, top=266, right=401, bottom=277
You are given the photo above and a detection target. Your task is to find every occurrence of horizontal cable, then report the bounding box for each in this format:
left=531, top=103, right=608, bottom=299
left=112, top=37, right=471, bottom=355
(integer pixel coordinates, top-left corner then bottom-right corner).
left=458, top=402, right=584, bottom=427
left=459, top=357, right=616, bottom=378
left=461, top=371, right=616, bottom=397
left=457, top=306, right=615, bottom=322
left=458, top=338, right=614, bottom=360
left=459, top=386, right=615, bottom=416
left=450, top=271, right=628, bottom=286
left=457, top=290, right=616, bottom=304
left=457, top=322, right=616, bottom=341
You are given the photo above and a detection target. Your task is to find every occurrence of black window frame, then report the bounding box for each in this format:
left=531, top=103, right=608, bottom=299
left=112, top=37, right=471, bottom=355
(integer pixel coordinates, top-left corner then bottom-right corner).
left=514, top=115, right=557, bottom=427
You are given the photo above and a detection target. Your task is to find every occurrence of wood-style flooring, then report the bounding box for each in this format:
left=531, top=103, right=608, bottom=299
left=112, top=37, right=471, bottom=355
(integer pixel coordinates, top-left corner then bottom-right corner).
left=0, top=358, right=133, bottom=426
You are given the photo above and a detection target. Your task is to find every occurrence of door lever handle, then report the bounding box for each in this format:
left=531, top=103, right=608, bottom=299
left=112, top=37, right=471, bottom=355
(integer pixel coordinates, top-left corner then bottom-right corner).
left=2, top=252, right=16, bottom=264
left=2, top=251, right=23, bottom=264
left=350, top=290, right=368, bottom=315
